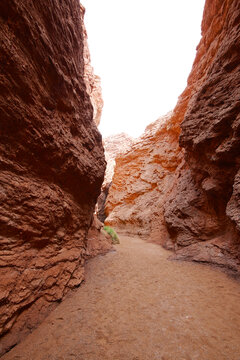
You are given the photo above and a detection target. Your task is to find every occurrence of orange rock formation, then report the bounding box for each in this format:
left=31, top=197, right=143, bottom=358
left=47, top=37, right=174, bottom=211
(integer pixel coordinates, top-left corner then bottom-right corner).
left=106, top=0, right=240, bottom=272
left=97, top=133, right=134, bottom=222
left=105, top=113, right=182, bottom=245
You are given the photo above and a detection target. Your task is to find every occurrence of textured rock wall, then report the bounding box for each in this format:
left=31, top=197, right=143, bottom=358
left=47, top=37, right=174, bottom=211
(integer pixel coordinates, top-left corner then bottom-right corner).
left=105, top=113, right=182, bottom=245
left=97, top=182, right=112, bottom=223
left=0, top=0, right=108, bottom=354
left=103, top=133, right=134, bottom=186
left=106, top=0, right=240, bottom=272
left=97, top=133, right=134, bottom=222
left=164, top=0, right=240, bottom=272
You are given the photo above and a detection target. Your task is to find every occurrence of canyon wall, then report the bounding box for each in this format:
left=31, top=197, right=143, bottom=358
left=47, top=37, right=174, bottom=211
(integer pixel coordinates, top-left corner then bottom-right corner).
left=0, top=0, right=110, bottom=355
left=97, top=133, right=134, bottom=222
left=106, top=0, right=240, bottom=272
left=105, top=114, right=182, bottom=245
left=164, top=0, right=240, bottom=271
left=103, top=133, right=134, bottom=186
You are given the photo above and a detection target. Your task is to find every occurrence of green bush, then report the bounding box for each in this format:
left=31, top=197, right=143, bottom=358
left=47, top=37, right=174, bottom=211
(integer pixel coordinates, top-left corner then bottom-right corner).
left=103, top=226, right=120, bottom=244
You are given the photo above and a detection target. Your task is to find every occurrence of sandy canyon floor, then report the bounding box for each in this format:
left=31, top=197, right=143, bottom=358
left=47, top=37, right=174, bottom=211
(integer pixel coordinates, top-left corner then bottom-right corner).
left=2, top=235, right=240, bottom=360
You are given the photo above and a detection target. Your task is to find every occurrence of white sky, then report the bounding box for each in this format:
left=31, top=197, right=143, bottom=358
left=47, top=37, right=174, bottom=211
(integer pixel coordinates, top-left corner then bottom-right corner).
left=81, top=0, right=206, bottom=138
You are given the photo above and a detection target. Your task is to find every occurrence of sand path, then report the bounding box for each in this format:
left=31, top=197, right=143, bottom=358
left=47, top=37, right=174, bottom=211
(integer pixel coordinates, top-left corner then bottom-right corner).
left=2, top=235, right=240, bottom=360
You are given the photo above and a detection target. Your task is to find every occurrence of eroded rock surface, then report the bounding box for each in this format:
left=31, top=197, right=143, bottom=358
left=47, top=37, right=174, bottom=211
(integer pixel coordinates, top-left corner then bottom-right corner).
left=105, top=113, right=182, bottom=245
left=86, top=215, right=112, bottom=258
left=164, top=0, right=240, bottom=271
left=0, top=0, right=108, bottom=355
left=103, top=133, right=134, bottom=186
left=97, top=133, right=134, bottom=222
left=97, top=182, right=112, bottom=223
left=106, top=0, right=240, bottom=272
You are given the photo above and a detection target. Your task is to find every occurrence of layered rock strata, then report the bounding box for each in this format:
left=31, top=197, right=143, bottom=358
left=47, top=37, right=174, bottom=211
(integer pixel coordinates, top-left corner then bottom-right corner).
left=0, top=0, right=109, bottom=355
left=106, top=0, right=240, bottom=272
left=164, top=0, right=240, bottom=272
left=105, top=113, right=182, bottom=245
left=97, top=133, right=134, bottom=222
left=103, top=133, right=134, bottom=186
left=86, top=214, right=112, bottom=258
left=97, top=182, right=112, bottom=223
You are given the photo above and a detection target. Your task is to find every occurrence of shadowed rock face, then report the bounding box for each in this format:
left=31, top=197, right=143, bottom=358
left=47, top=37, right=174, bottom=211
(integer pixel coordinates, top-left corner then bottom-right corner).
left=97, top=182, right=112, bottom=223
left=164, top=0, right=240, bottom=271
left=0, top=0, right=107, bottom=354
left=106, top=0, right=240, bottom=272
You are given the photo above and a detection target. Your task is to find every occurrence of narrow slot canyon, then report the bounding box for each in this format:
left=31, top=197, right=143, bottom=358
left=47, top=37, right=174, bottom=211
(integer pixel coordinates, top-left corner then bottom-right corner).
left=2, top=236, right=240, bottom=360
left=0, top=0, right=240, bottom=359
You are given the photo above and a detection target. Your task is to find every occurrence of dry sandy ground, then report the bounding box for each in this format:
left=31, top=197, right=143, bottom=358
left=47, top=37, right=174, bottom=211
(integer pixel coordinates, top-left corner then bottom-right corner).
left=2, top=235, right=240, bottom=360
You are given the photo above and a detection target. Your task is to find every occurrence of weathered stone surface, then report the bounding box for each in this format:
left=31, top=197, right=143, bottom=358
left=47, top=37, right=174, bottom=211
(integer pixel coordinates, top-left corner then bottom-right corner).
left=103, top=133, right=134, bottom=186
left=0, top=0, right=106, bottom=355
left=164, top=0, right=240, bottom=270
left=227, top=169, right=240, bottom=232
left=96, top=133, right=134, bottom=222
left=164, top=166, right=222, bottom=247
left=86, top=214, right=113, bottom=258
left=106, top=0, right=240, bottom=272
left=105, top=113, right=182, bottom=245
left=97, top=182, right=112, bottom=223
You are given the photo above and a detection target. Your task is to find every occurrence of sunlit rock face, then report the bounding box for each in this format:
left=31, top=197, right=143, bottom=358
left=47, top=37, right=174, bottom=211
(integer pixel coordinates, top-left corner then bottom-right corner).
left=103, top=133, right=134, bottom=186
left=0, top=0, right=108, bottom=354
left=105, top=113, right=183, bottom=245
left=97, top=133, right=134, bottom=222
left=164, top=0, right=240, bottom=272
left=106, top=0, right=240, bottom=272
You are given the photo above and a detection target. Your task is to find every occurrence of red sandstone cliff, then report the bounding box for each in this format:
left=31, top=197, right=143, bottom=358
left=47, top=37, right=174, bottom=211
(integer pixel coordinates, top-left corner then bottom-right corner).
left=103, top=133, right=134, bottom=186
left=97, top=133, right=134, bottom=222
left=106, top=0, right=240, bottom=272
left=105, top=113, right=182, bottom=244
left=164, top=0, right=240, bottom=272
left=0, top=0, right=110, bottom=355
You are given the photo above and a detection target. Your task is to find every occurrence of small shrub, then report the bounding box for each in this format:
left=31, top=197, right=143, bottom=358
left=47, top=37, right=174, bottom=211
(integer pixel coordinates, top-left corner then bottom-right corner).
left=103, top=226, right=120, bottom=244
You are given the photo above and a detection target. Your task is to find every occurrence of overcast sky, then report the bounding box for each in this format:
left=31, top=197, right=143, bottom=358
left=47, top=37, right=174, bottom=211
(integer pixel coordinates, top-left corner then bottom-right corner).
left=81, top=0, right=206, bottom=138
